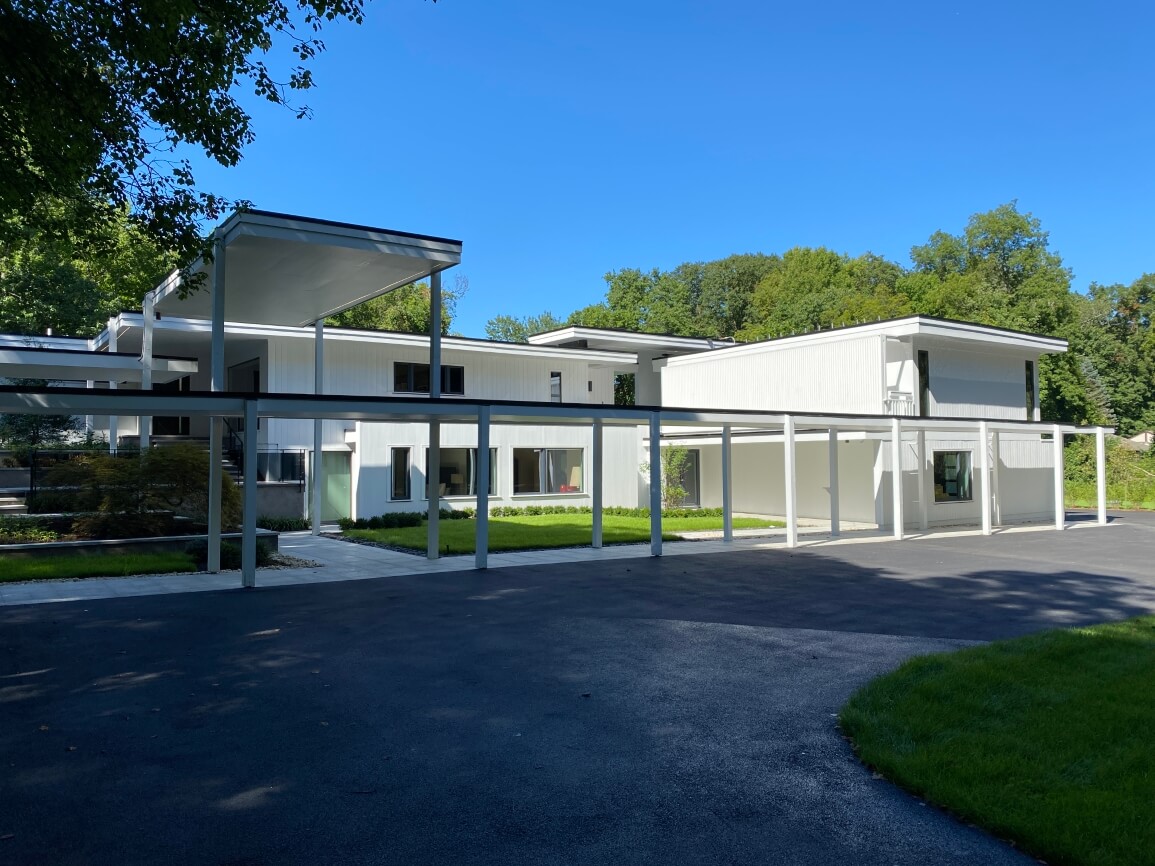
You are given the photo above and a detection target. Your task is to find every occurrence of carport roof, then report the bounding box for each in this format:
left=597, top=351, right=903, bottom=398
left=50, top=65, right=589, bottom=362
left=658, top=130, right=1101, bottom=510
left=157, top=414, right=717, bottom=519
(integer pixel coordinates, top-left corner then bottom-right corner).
left=0, top=346, right=197, bottom=385
left=151, top=210, right=463, bottom=328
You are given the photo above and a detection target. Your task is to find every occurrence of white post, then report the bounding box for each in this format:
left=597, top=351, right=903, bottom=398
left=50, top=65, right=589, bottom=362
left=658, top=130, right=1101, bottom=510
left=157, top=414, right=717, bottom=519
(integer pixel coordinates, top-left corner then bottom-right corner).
left=827, top=427, right=840, bottom=537
left=429, top=270, right=442, bottom=400
left=991, top=430, right=1002, bottom=527
left=1095, top=426, right=1108, bottom=525
left=241, top=398, right=258, bottom=588
left=1053, top=425, right=1065, bottom=531
left=139, top=292, right=154, bottom=451
left=591, top=419, right=604, bottom=548
left=475, top=407, right=491, bottom=569
left=85, top=379, right=94, bottom=439
left=428, top=421, right=441, bottom=559
left=107, top=317, right=119, bottom=454
left=978, top=421, right=991, bottom=536
left=207, top=232, right=226, bottom=573
left=311, top=319, right=324, bottom=535
left=916, top=428, right=928, bottom=531
left=649, top=413, right=662, bottom=556
left=722, top=425, right=733, bottom=542
left=891, top=417, right=904, bottom=540
left=784, top=415, right=798, bottom=548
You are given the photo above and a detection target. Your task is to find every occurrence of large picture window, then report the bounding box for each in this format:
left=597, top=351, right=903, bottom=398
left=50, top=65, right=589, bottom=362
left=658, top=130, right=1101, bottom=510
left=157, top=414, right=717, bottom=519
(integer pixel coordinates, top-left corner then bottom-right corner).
left=394, top=362, right=464, bottom=395
left=425, top=447, right=496, bottom=498
left=391, top=447, right=411, bottom=500
left=933, top=451, right=972, bottom=502
left=513, top=448, right=583, bottom=494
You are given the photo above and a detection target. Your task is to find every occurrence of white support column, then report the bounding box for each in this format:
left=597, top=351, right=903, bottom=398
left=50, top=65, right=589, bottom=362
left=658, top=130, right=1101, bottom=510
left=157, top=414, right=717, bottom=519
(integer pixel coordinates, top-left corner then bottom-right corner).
left=827, top=427, right=840, bottom=538
left=139, top=292, right=154, bottom=451
left=1095, top=426, right=1108, bottom=526
left=591, top=419, right=604, bottom=548
left=427, top=421, right=441, bottom=559
left=107, top=318, right=118, bottom=454
left=722, top=425, right=733, bottom=543
left=978, top=421, right=992, bottom=536
left=311, top=319, right=324, bottom=536
left=991, top=430, right=1002, bottom=527
left=784, top=415, right=798, bottom=548
left=649, top=413, right=662, bottom=556
left=1053, top=425, right=1065, bottom=531
left=916, top=428, right=928, bottom=532
left=85, top=379, right=94, bottom=439
left=891, top=417, right=904, bottom=540
left=207, top=233, right=226, bottom=574
left=474, top=407, right=491, bottom=569
left=241, top=398, right=258, bottom=588
left=429, top=270, right=442, bottom=400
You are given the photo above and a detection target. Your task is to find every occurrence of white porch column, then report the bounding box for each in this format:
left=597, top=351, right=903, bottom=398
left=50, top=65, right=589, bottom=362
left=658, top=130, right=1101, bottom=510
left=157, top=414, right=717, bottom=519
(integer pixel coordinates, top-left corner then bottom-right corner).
left=784, top=415, right=798, bottom=548
left=827, top=427, right=840, bottom=538
left=1053, top=425, right=1065, bottom=531
left=207, top=233, right=226, bottom=573
left=138, top=292, right=154, bottom=451
left=85, top=379, right=94, bottom=439
left=916, top=429, right=928, bottom=531
left=991, top=430, right=1002, bottom=527
left=649, top=413, right=662, bottom=556
left=722, top=425, right=733, bottom=542
left=311, top=319, right=324, bottom=536
left=891, top=417, right=904, bottom=540
left=107, top=317, right=119, bottom=454
left=241, top=398, right=258, bottom=588
left=591, top=419, right=604, bottom=548
left=429, top=270, right=442, bottom=400
left=978, top=421, right=992, bottom=536
left=427, top=421, right=441, bottom=559
left=474, top=406, right=491, bottom=569
left=1095, top=426, right=1108, bottom=525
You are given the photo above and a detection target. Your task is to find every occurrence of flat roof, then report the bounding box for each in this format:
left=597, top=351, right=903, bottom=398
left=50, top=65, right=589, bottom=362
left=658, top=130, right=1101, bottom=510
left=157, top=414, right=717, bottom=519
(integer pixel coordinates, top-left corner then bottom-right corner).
left=527, top=326, right=727, bottom=355
left=152, top=210, right=463, bottom=328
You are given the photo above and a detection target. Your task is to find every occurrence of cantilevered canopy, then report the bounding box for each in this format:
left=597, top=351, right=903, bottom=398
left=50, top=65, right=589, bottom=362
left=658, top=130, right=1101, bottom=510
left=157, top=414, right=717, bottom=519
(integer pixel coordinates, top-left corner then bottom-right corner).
left=0, top=346, right=196, bottom=385
left=152, top=210, right=463, bottom=327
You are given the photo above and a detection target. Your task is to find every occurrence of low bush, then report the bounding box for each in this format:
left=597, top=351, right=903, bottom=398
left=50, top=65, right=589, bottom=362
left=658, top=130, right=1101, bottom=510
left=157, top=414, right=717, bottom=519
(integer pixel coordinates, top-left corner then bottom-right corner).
left=256, top=516, right=311, bottom=532
left=186, top=539, right=273, bottom=571
left=0, top=515, right=58, bottom=543
left=337, top=511, right=425, bottom=531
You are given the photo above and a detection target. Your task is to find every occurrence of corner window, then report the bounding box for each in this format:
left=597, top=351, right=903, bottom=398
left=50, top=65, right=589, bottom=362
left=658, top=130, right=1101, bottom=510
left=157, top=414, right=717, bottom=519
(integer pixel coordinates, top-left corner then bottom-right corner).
left=917, top=350, right=930, bottom=418
left=513, top=448, right=583, bottom=494
left=550, top=371, right=562, bottom=403
left=425, top=447, right=496, bottom=498
left=933, top=451, right=972, bottom=502
left=394, top=362, right=464, bottom=395
left=1026, top=360, right=1036, bottom=417
left=391, top=447, right=411, bottom=500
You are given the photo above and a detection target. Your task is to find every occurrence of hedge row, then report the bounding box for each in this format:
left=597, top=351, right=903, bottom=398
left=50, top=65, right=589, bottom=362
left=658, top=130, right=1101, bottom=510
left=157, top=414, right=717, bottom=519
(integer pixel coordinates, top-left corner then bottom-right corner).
left=337, top=505, right=723, bottom=529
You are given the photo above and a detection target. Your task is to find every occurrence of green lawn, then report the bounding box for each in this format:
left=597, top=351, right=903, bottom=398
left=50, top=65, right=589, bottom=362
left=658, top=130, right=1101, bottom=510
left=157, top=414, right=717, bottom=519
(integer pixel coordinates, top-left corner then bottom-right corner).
left=0, top=552, right=196, bottom=582
left=346, top=513, right=781, bottom=554
left=840, top=616, right=1155, bottom=866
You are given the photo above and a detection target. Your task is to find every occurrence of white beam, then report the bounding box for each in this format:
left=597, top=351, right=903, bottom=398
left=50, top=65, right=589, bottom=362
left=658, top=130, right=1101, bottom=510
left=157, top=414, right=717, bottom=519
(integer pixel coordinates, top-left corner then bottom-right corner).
left=139, top=292, right=154, bottom=451
left=241, top=398, right=258, bottom=588
left=891, top=417, right=903, bottom=540
left=991, top=430, right=1002, bottom=527
left=722, top=425, right=733, bottom=542
left=429, top=270, right=441, bottom=400
left=107, top=318, right=118, bottom=455
left=784, top=415, right=798, bottom=548
left=591, top=419, right=604, bottom=548
left=649, top=413, right=662, bottom=556
left=207, top=233, right=226, bottom=573
left=978, top=420, right=991, bottom=536
left=916, top=429, right=928, bottom=531
left=1095, top=426, right=1108, bottom=525
left=827, top=427, right=840, bottom=538
left=1053, top=425, right=1065, bottom=531
left=475, top=407, right=491, bottom=569
left=312, top=319, right=324, bottom=535
left=428, top=421, right=440, bottom=559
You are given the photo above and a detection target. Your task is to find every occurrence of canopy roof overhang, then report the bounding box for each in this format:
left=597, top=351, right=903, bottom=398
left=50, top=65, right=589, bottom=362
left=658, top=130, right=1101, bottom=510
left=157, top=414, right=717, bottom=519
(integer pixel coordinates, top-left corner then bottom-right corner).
left=152, top=210, right=463, bottom=328
left=0, top=347, right=197, bottom=385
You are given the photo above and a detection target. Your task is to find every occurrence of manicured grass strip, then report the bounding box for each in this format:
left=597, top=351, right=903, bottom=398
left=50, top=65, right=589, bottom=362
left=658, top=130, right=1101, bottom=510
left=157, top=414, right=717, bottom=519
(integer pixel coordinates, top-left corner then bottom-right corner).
left=347, top=513, right=781, bottom=554
left=840, top=616, right=1155, bottom=866
left=0, top=552, right=197, bottom=582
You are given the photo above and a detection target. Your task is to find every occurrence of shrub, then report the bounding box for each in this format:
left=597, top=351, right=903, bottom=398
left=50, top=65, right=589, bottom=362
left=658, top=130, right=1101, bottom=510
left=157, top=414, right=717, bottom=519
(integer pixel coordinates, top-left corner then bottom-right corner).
left=256, top=516, right=311, bottom=532
left=186, top=539, right=272, bottom=571
left=0, top=515, right=58, bottom=543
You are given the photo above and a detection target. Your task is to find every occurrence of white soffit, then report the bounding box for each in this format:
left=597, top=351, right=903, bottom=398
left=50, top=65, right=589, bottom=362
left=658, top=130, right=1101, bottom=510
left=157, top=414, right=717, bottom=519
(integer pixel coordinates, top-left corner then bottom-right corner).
left=152, top=210, right=463, bottom=328
left=527, top=326, right=724, bottom=355
left=0, top=347, right=196, bottom=384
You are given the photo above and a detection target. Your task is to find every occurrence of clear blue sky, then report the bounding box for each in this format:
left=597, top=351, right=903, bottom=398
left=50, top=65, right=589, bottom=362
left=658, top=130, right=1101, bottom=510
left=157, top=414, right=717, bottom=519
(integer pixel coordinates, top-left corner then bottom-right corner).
left=188, top=0, right=1155, bottom=336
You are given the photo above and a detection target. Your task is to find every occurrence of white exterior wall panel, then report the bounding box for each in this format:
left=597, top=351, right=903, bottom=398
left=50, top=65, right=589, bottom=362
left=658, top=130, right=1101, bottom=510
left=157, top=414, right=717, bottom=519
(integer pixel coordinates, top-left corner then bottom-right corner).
left=924, top=346, right=1031, bottom=421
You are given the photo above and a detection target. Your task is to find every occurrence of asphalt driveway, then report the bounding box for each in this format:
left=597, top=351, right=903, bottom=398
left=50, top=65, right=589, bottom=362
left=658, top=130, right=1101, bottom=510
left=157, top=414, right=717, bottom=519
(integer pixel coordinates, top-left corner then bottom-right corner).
left=2, top=512, right=1153, bottom=865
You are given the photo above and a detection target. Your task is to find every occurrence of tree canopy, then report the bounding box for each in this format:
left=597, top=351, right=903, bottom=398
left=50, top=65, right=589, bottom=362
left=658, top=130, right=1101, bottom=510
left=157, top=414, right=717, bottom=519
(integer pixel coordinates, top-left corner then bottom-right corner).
left=326, top=274, right=468, bottom=336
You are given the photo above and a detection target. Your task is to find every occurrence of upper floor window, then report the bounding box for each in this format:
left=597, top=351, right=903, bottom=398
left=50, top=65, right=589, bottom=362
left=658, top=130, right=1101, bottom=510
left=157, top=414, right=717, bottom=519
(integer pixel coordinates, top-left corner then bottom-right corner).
left=550, top=371, right=562, bottom=403
left=1025, top=360, right=1036, bottom=417
left=917, top=350, right=930, bottom=418
left=394, top=362, right=464, bottom=395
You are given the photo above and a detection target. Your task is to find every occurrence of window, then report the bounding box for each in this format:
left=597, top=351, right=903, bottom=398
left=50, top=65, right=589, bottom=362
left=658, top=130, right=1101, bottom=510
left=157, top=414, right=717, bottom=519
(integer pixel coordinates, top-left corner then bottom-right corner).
left=513, top=448, right=583, bottom=494
left=550, top=371, right=562, bottom=403
left=1026, top=360, right=1036, bottom=417
left=393, top=362, right=464, bottom=395
left=933, top=451, right=972, bottom=502
left=425, top=447, right=496, bottom=498
left=917, top=350, right=930, bottom=418
left=391, top=447, right=411, bottom=500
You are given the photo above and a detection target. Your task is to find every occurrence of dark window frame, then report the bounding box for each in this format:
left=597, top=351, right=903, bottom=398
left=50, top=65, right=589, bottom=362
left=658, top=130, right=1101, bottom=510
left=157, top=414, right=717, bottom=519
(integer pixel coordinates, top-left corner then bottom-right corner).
left=393, top=362, right=465, bottom=395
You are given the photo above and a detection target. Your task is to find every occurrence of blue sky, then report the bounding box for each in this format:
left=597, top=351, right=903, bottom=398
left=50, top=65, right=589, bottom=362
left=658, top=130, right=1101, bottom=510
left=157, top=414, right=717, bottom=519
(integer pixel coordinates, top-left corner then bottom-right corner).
left=188, top=0, right=1155, bottom=336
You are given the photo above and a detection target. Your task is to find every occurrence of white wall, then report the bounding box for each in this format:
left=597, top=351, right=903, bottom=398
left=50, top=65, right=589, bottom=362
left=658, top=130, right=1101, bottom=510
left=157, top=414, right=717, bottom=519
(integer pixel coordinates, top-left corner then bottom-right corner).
left=919, top=343, right=1035, bottom=421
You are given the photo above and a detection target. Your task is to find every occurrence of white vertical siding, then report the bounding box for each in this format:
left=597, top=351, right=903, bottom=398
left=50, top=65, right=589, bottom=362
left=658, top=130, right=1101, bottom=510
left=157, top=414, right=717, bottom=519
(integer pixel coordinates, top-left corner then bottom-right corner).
left=921, top=344, right=1033, bottom=420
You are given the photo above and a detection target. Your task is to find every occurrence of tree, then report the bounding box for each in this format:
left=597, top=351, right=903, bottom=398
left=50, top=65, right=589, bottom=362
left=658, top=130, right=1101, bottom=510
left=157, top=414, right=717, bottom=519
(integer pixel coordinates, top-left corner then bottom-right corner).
left=484, top=311, right=565, bottom=343
left=326, top=274, right=467, bottom=335
left=0, top=0, right=386, bottom=271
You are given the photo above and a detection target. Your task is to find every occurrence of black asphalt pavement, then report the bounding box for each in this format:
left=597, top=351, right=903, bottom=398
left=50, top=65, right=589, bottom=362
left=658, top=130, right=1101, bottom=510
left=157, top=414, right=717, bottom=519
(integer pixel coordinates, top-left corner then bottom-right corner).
left=2, top=511, right=1153, bottom=865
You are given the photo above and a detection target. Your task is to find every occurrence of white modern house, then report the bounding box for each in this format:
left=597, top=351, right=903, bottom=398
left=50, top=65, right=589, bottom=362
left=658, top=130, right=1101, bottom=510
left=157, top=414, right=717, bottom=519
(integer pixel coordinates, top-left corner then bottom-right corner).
left=0, top=210, right=1111, bottom=585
